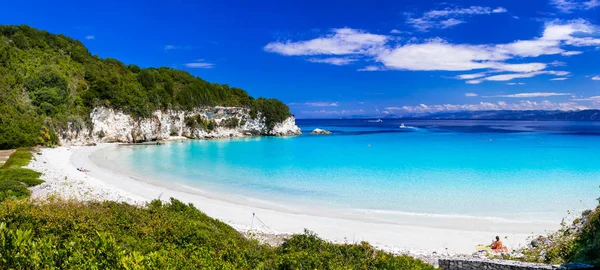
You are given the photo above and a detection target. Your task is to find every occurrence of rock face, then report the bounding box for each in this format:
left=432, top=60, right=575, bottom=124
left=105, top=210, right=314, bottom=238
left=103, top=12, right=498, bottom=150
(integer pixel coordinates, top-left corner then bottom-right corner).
left=310, top=128, right=332, bottom=135
left=60, top=107, right=301, bottom=145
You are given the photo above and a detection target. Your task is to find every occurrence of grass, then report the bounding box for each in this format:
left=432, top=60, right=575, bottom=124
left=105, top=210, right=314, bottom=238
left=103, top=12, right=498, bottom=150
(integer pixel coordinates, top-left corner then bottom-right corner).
left=0, top=148, right=44, bottom=201
left=0, top=198, right=435, bottom=269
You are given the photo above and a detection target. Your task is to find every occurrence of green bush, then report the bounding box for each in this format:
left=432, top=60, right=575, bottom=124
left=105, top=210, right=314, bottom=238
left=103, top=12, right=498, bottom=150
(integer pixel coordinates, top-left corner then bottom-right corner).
left=251, top=98, right=291, bottom=130
left=519, top=200, right=600, bottom=266
left=220, top=117, right=240, bottom=129
left=0, top=181, right=30, bottom=200
left=0, top=149, right=43, bottom=202
left=0, top=168, right=43, bottom=186
left=0, top=198, right=435, bottom=269
left=0, top=150, right=33, bottom=169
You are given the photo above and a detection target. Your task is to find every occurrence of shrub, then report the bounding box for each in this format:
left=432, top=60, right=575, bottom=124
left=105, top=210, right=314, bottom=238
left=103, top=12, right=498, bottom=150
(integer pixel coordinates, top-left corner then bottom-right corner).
left=0, top=149, right=43, bottom=202
left=0, top=149, right=32, bottom=169
left=220, top=117, right=240, bottom=129
left=0, top=198, right=435, bottom=269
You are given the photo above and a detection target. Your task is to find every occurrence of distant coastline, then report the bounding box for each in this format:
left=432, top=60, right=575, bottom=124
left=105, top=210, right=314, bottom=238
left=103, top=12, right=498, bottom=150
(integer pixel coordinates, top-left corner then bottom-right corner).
left=325, top=109, right=600, bottom=121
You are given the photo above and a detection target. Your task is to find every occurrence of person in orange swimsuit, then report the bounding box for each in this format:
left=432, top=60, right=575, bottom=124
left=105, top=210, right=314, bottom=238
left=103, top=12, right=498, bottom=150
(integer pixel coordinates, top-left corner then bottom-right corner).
left=490, top=236, right=504, bottom=252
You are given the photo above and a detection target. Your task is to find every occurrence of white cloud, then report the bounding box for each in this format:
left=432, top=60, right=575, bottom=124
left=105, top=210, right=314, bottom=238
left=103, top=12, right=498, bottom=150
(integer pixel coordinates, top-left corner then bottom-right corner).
left=507, top=82, right=525, bottom=85
left=397, top=100, right=589, bottom=113
left=290, top=102, right=340, bottom=107
left=390, top=29, right=403, bottom=34
left=463, top=71, right=570, bottom=83
left=164, top=45, right=177, bottom=50
left=357, top=66, right=383, bottom=71
left=457, top=73, right=488, bottom=80
left=465, top=92, right=478, bottom=97
left=265, top=19, right=600, bottom=78
left=561, top=51, right=583, bottom=56
left=440, top=18, right=465, bottom=28
left=493, top=7, right=508, bottom=13
left=572, top=96, right=600, bottom=100
left=184, top=62, right=214, bottom=68
left=466, top=80, right=483, bottom=84
left=550, top=77, right=569, bottom=80
left=550, top=0, right=600, bottom=12
left=264, top=28, right=388, bottom=56
left=307, top=57, right=356, bottom=65
left=406, top=6, right=508, bottom=31
left=300, top=109, right=364, bottom=116
left=486, top=92, right=571, bottom=98
left=591, top=76, right=600, bottom=80
left=85, top=35, right=95, bottom=40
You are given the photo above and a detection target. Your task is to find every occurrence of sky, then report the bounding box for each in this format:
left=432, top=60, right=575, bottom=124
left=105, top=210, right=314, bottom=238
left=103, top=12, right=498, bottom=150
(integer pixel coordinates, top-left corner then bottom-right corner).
left=1, top=0, right=600, bottom=118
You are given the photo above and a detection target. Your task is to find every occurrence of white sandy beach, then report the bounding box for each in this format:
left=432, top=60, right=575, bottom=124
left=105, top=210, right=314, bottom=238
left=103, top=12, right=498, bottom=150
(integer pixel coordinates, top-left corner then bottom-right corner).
left=27, top=144, right=559, bottom=256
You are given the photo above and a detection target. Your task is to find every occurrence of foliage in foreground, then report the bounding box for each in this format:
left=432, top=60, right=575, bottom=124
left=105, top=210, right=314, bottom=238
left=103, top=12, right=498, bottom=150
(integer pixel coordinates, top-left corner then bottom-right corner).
left=519, top=201, right=600, bottom=266
left=0, top=24, right=291, bottom=150
left=0, top=149, right=43, bottom=201
left=0, top=198, right=434, bottom=269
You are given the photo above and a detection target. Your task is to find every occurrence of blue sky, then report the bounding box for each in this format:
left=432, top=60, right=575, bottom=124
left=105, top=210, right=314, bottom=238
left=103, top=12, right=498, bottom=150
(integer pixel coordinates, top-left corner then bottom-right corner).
left=2, top=0, right=600, bottom=118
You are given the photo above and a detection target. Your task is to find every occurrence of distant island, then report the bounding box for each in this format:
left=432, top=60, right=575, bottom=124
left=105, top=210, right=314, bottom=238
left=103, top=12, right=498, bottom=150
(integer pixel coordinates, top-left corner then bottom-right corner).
left=340, top=110, right=600, bottom=121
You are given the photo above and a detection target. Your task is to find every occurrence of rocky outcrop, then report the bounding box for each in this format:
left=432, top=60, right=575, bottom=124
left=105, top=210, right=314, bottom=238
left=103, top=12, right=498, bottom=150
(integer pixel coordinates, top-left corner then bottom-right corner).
left=60, top=107, right=301, bottom=145
left=311, top=128, right=332, bottom=135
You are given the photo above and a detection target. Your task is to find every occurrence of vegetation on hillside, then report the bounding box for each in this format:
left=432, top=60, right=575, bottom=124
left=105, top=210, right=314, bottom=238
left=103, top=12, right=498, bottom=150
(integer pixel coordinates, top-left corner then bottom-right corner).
left=519, top=193, right=600, bottom=266
left=0, top=198, right=434, bottom=269
left=0, top=24, right=291, bottom=150
left=0, top=149, right=44, bottom=201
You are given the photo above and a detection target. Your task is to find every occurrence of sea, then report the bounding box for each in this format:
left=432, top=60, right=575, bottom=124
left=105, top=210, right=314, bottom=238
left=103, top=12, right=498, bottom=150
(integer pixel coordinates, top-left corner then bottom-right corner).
left=93, top=119, right=600, bottom=224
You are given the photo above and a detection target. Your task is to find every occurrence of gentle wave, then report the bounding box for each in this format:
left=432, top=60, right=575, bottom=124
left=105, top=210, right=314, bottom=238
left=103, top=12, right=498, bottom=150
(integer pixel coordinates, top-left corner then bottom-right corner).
left=353, top=209, right=557, bottom=224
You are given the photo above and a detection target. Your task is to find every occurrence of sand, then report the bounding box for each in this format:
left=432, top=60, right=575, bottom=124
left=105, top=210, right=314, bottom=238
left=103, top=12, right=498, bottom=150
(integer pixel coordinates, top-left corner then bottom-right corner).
left=26, top=144, right=557, bottom=257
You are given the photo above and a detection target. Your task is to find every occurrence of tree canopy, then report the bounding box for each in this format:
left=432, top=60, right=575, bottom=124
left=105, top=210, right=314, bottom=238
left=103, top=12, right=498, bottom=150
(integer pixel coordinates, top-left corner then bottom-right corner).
left=0, top=25, right=291, bottom=149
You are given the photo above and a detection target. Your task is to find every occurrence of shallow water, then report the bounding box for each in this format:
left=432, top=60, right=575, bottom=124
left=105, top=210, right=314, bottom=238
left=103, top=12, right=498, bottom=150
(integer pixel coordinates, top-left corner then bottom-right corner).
left=95, top=119, right=600, bottom=223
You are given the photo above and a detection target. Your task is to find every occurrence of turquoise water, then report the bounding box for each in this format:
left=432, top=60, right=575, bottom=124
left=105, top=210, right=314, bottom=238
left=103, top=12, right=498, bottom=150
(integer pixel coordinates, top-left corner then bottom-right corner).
left=98, top=120, right=600, bottom=223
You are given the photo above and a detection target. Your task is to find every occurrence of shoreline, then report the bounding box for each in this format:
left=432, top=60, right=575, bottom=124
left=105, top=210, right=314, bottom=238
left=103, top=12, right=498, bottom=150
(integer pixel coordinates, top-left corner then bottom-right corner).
left=27, top=143, right=558, bottom=256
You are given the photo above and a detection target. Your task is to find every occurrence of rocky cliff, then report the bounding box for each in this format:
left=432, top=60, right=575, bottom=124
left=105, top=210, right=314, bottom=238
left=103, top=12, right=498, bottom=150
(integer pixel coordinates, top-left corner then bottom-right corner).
left=61, top=107, right=301, bottom=145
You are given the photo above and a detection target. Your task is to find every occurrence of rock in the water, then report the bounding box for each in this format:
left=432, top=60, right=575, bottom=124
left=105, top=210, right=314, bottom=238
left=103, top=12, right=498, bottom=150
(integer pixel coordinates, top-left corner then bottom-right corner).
left=311, top=128, right=332, bottom=135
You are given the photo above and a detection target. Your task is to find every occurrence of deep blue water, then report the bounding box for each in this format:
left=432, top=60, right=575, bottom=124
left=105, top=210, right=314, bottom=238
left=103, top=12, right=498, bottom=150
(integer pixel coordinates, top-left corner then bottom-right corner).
left=95, top=119, right=600, bottom=222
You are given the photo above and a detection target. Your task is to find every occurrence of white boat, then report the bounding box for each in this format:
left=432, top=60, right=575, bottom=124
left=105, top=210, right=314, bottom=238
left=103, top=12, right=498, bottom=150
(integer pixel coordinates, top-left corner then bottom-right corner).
left=399, top=123, right=406, bottom=128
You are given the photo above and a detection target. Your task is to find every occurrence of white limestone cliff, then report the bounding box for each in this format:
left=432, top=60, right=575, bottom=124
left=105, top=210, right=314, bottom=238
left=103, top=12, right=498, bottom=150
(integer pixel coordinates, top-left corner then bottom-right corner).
left=60, top=107, right=301, bottom=145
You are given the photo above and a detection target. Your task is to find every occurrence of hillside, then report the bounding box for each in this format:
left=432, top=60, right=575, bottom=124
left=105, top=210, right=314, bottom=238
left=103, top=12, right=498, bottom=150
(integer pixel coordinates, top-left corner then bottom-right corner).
left=0, top=25, right=291, bottom=149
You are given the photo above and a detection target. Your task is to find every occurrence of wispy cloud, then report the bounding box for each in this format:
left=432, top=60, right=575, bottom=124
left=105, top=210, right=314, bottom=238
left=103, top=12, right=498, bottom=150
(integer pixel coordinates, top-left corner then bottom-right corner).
left=572, top=96, right=600, bottom=101
left=457, top=73, right=488, bottom=80
left=485, top=92, right=571, bottom=98
left=465, top=71, right=570, bottom=84
left=290, top=102, right=340, bottom=107
left=164, top=45, right=196, bottom=51
left=550, top=0, right=600, bottom=13
left=550, top=77, right=569, bottom=80
left=507, top=82, right=526, bottom=85
left=389, top=100, right=590, bottom=113
left=465, top=93, right=478, bottom=97
left=300, top=109, right=364, bottom=116
left=406, top=6, right=508, bottom=31
left=307, top=57, right=356, bottom=66
left=592, top=75, right=600, bottom=80
left=264, top=19, right=600, bottom=83
left=264, top=28, right=388, bottom=56
left=85, top=35, right=95, bottom=40
left=184, top=62, right=214, bottom=68
left=357, top=66, right=383, bottom=71
left=561, top=51, right=583, bottom=56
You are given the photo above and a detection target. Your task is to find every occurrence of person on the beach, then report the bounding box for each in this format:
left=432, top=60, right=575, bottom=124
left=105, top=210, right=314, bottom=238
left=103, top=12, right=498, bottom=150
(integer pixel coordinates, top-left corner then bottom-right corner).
left=490, top=236, right=503, bottom=252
